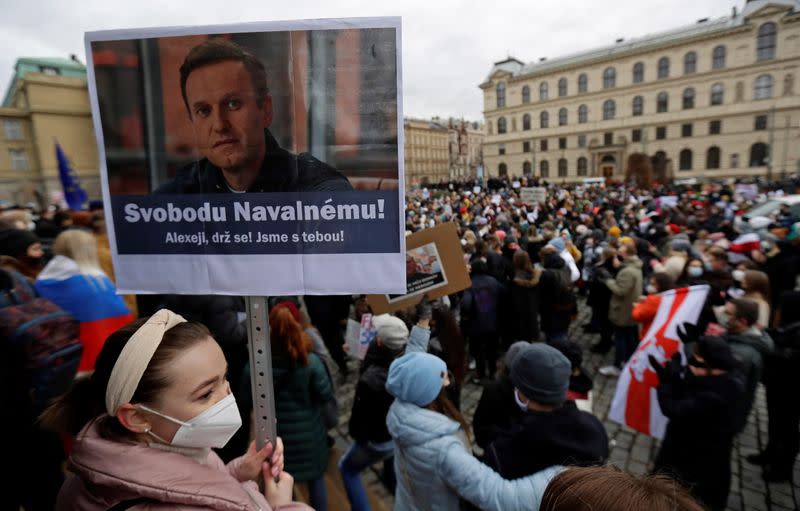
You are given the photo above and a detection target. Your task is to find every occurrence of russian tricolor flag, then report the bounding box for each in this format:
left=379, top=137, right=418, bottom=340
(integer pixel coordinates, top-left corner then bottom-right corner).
left=35, top=255, right=133, bottom=373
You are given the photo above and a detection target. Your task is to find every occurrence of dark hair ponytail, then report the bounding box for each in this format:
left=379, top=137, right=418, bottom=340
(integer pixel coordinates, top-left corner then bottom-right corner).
left=39, top=317, right=212, bottom=441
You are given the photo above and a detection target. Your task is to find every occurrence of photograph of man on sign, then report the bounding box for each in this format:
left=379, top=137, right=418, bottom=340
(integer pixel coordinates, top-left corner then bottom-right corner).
left=156, top=39, right=352, bottom=195
left=389, top=242, right=448, bottom=302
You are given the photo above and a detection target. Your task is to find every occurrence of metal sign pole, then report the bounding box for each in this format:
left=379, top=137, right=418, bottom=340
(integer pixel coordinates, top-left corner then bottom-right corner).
left=245, top=296, right=277, bottom=452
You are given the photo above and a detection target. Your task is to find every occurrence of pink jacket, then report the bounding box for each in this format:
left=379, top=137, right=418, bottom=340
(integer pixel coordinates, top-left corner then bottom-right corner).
left=58, top=422, right=312, bottom=511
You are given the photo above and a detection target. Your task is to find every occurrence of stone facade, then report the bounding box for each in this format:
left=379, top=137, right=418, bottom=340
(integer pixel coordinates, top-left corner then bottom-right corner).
left=480, top=0, right=800, bottom=182
left=404, top=118, right=451, bottom=186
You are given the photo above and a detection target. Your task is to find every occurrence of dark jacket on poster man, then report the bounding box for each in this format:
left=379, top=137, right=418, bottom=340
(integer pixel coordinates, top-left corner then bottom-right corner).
left=483, top=400, right=609, bottom=479
left=508, top=269, right=541, bottom=342
left=155, top=129, right=352, bottom=194
left=654, top=370, right=745, bottom=511
left=348, top=342, right=404, bottom=445
left=472, top=376, right=526, bottom=450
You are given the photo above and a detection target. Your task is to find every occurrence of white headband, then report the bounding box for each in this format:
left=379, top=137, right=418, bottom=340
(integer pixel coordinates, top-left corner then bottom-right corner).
left=105, top=309, right=187, bottom=416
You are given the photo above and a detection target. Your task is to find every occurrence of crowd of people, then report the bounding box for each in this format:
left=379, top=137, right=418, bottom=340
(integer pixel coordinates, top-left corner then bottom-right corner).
left=1, top=173, right=799, bottom=510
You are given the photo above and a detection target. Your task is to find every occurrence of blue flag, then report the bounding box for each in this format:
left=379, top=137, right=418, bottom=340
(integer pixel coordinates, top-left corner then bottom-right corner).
left=56, top=142, right=87, bottom=210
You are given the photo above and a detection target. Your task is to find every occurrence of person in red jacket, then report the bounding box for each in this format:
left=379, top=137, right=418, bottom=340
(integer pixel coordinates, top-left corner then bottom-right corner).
left=632, top=273, right=676, bottom=339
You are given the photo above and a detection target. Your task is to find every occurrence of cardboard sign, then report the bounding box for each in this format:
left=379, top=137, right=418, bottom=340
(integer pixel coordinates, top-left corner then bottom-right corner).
left=520, top=187, right=546, bottom=204
left=367, top=222, right=471, bottom=314
left=85, top=18, right=405, bottom=296
left=346, top=314, right=376, bottom=360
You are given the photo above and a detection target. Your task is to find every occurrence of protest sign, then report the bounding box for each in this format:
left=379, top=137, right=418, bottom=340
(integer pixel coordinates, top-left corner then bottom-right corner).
left=512, top=181, right=520, bottom=189
left=491, top=194, right=502, bottom=206
left=473, top=186, right=481, bottom=194
left=85, top=18, right=405, bottom=295
left=345, top=313, right=376, bottom=360
left=735, top=184, right=758, bottom=200
left=519, top=187, right=546, bottom=204
left=367, top=222, right=471, bottom=314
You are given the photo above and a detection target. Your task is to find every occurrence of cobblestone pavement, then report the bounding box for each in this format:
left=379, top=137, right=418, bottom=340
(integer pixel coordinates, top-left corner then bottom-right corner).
left=330, top=301, right=800, bottom=510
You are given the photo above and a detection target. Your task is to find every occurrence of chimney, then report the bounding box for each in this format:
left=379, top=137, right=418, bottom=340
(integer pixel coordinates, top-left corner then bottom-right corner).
left=539, top=57, right=547, bottom=62
left=697, top=18, right=708, bottom=23
left=732, top=6, right=737, bottom=17
left=616, top=38, right=624, bottom=43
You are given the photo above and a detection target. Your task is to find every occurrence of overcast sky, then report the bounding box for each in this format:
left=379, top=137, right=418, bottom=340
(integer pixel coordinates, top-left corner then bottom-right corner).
left=2, top=0, right=739, bottom=120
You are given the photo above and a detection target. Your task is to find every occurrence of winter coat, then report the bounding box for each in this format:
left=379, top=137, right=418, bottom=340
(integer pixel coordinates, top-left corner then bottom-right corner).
left=472, top=377, right=525, bottom=450
left=348, top=342, right=403, bottom=444
left=654, top=371, right=745, bottom=511
left=483, top=401, right=609, bottom=479
left=538, top=255, right=576, bottom=336
left=462, top=272, right=504, bottom=337
left=605, top=256, right=643, bottom=327
left=57, top=422, right=311, bottom=511
left=725, top=327, right=774, bottom=432
left=632, top=294, right=661, bottom=339
left=386, top=324, right=562, bottom=511
left=508, top=270, right=541, bottom=342
left=272, top=352, right=333, bottom=481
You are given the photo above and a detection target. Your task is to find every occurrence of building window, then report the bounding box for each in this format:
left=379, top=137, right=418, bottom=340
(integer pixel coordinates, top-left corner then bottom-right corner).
left=498, top=144, right=506, bottom=155
left=9, top=149, right=28, bottom=171
left=578, top=134, right=586, bottom=147
left=713, top=45, right=726, bottom=69
left=540, top=139, right=548, bottom=151
left=497, top=117, right=507, bottom=134
left=602, top=99, right=616, bottom=120
left=710, top=83, right=724, bottom=106
left=604, top=132, right=613, bottom=146
left=684, top=51, right=697, bottom=75
left=523, top=141, right=531, bottom=153
left=578, top=104, right=588, bottom=124
left=679, top=149, right=692, bottom=171
left=682, top=87, right=695, bottom=109
left=632, top=129, right=642, bottom=142
left=633, top=62, right=644, bottom=83
left=540, top=82, right=549, bottom=100
left=522, top=85, right=530, bottom=104
left=523, top=161, right=532, bottom=175
left=709, top=120, right=721, bottom=135
left=706, top=146, right=721, bottom=169
left=757, top=23, right=777, bottom=61
left=4, top=120, right=23, bottom=140
left=540, top=160, right=549, bottom=177
left=603, top=67, right=616, bottom=89
left=496, top=82, right=506, bottom=108
left=731, top=153, right=739, bottom=168
left=750, top=143, right=769, bottom=166
left=578, top=73, right=588, bottom=93
left=658, top=57, right=670, bottom=79
left=559, top=137, right=567, bottom=149
left=558, top=108, right=567, bottom=126
left=558, top=158, right=568, bottom=177
left=558, top=77, right=567, bottom=97
left=540, top=111, right=549, bottom=129
left=656, top=126, right=667, bottom=140
left=577, top=157, right=587, bottom=176
left=754, top=74, right=773, bottom=100
left=523, top=114, right=531, bottom=131
left=499, top=163, right=508, bottom=176
left=682, top=123, right=693, bottom=137
left=632, top=95, right=644, bottom=116
left=657, top=92, right=668, bottom=113
left=755, top=115, right=768, bottom=130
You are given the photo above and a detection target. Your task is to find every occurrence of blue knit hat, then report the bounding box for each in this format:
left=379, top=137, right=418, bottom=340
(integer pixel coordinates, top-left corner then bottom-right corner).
left=548, top=237, right=566, bottom=252
left=386, top=352, right=447, bottom=406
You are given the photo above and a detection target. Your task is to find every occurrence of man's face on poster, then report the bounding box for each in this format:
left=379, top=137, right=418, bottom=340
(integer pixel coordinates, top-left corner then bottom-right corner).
left=185, top=60, right=273, bottom=173
left=406, top=256, right=418, bottom=276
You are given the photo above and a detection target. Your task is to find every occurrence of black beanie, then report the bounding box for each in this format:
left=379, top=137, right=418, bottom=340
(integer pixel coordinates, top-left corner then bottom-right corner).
left=510, top=344, right=571, bottom=405
left=0, top=228, right=39, bottom=258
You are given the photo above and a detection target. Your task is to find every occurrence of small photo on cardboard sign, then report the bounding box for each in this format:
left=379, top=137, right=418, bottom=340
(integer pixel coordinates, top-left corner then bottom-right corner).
left=368, top=222, right=471, bottom=314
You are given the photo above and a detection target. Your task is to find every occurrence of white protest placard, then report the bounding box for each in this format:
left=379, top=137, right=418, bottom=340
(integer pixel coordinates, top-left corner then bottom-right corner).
left=85, top=18, right=406, bottom=295
left=473, top=186, right=481, bottom=194
left=512, top=181, right=521, bottom=189
left=520, top=187, right=546, bottom=204
left=491, top=194, right=502, bottom=206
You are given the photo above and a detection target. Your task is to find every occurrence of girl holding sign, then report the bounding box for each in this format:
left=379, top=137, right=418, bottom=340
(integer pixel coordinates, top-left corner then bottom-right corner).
left=41, top=310, right=309, bottom=511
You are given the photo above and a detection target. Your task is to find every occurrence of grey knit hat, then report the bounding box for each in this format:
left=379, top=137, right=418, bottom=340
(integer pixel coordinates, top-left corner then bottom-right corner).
left=510, top=343, right=571, bottom=405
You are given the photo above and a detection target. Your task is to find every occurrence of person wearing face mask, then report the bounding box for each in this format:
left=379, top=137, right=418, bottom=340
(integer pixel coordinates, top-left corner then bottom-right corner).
left=483, top=343, right=608, bottom=479
left=40, top=310, right=308, bottom=510
left=650, top=336, right=744, bottom=511
left=0, top=227, right=46, bottom=279
left=632, top=273, right=676, bottom=340
left=385, top=317, right=562, bottom=511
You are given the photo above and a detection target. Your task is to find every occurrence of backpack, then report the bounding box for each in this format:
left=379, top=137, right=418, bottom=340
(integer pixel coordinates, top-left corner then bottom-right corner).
left=0, top=269, right=82, bottom=414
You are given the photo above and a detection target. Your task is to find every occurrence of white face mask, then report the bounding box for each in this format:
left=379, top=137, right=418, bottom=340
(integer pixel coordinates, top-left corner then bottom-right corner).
left=513, top=388, right=529, bottom=412
left=138, top=393, right=242, bottom=448
left=732, top=270, right=745, bottom=283
left=646, top=284, right=658, bottom=295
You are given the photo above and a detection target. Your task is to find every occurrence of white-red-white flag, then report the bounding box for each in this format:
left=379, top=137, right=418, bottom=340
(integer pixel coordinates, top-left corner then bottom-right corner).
left=731, top=233, right=761, bottom=253
left=608, top=285, right=710, bottom=439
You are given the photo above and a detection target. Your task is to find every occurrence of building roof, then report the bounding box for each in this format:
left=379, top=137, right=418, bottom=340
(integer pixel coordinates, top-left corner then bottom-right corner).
left=3, top=56, right=86, bottom=107
left=482, top=0, right=800, bottom=85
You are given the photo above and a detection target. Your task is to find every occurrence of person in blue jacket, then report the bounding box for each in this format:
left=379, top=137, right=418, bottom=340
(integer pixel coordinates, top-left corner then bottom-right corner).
left=385, top=302, right=562, bottom=511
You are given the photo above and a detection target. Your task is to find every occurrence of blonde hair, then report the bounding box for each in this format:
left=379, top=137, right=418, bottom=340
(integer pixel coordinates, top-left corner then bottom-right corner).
left=53, top=229, right=104, bottom=276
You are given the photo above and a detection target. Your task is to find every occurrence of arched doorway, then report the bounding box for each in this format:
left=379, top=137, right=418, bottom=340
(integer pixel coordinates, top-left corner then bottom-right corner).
left=652, top=151, right=668, bottom=182
left=600, top=155, right=616, bottom=179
